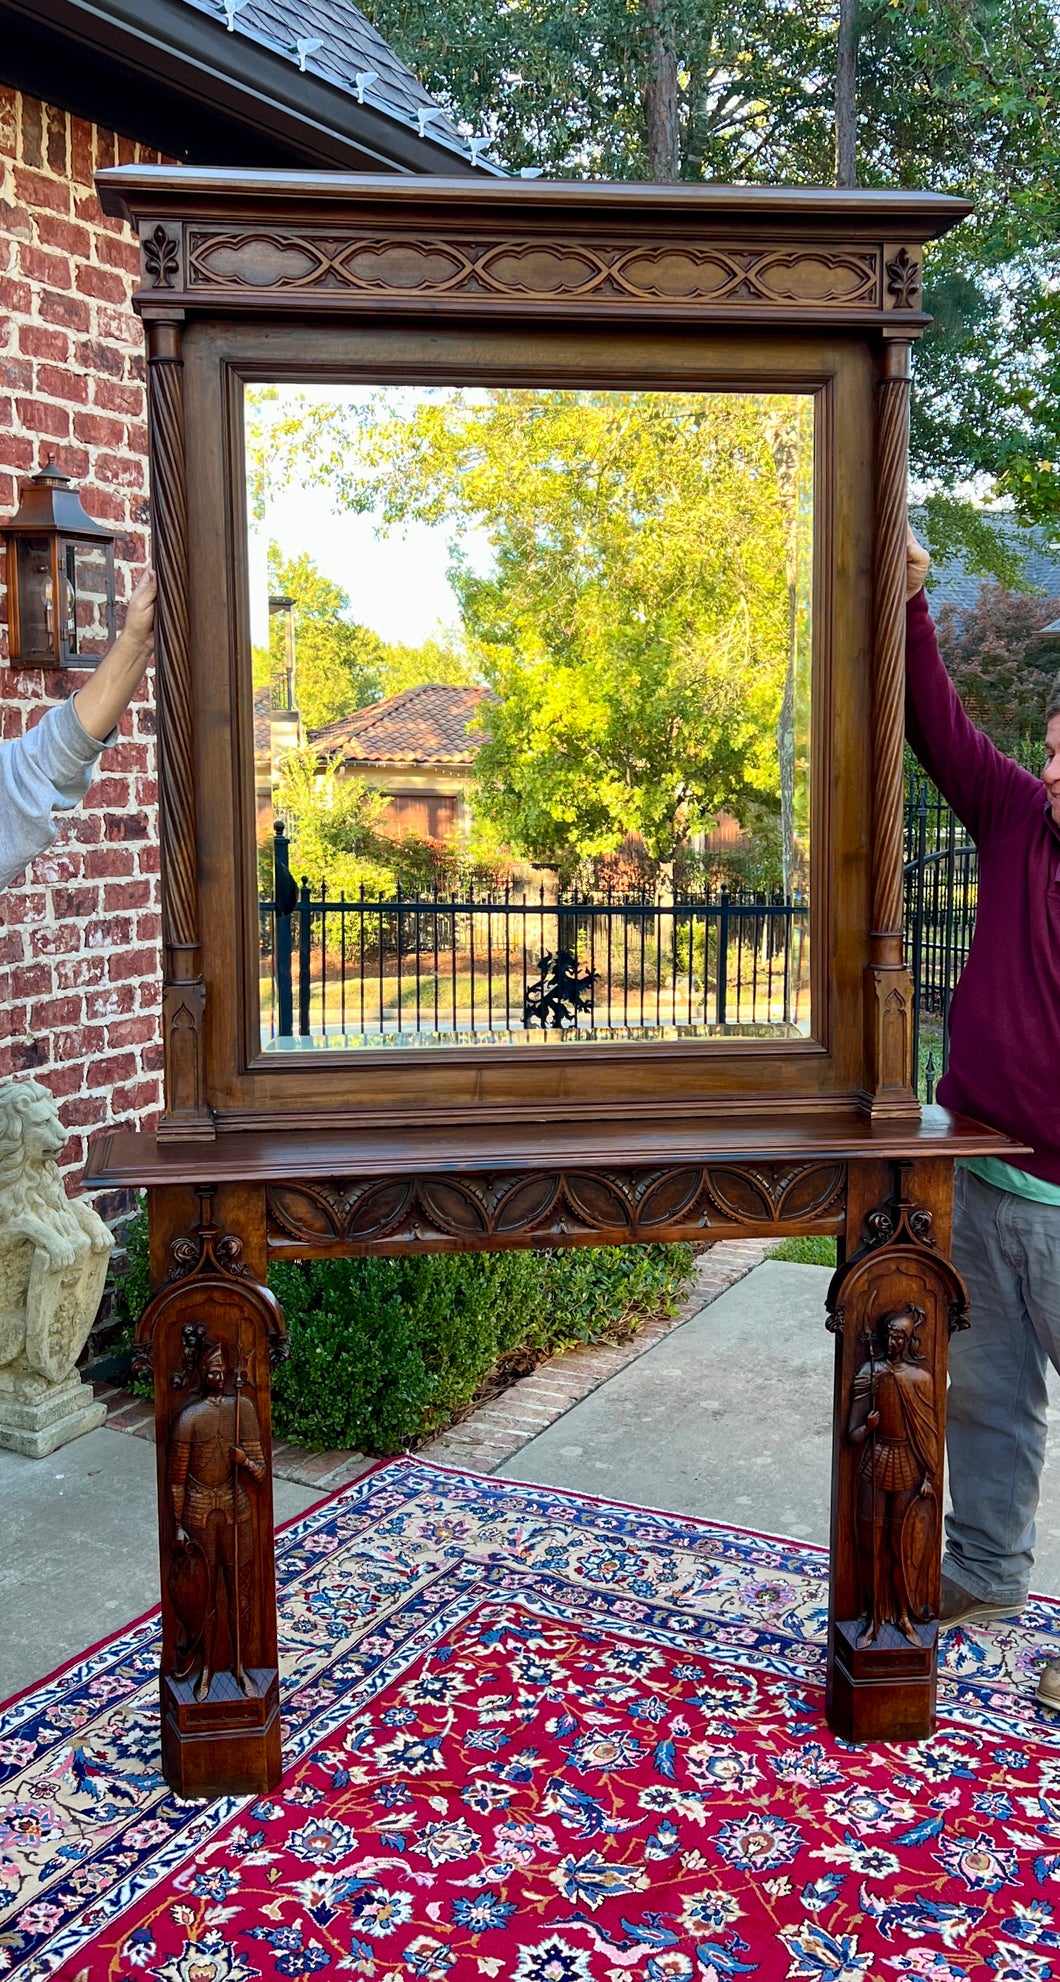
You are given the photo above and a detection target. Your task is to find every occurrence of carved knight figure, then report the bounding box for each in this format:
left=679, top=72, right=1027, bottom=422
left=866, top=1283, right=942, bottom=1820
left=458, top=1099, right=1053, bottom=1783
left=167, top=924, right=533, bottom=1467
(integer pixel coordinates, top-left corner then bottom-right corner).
left=167, top=1336, right=267, bottom=1701
left=848, top=1305, right=938, bottom=1647
left=0, top=1078, right=113, bottom=1456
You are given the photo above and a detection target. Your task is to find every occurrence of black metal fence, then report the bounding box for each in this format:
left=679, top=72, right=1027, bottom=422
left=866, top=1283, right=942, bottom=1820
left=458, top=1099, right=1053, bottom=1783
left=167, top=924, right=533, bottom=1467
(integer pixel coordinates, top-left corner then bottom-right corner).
left=260, top=800, right=975, bottom=1074
left=260, top=823, right=810, bottom=1046
left=903, top=783, right=977, bottom=1098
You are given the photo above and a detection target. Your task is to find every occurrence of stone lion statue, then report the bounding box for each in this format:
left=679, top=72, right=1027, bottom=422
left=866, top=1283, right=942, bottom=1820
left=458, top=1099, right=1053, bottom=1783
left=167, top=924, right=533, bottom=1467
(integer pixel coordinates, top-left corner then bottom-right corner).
left=0, top=1080, right=113, bottom=1439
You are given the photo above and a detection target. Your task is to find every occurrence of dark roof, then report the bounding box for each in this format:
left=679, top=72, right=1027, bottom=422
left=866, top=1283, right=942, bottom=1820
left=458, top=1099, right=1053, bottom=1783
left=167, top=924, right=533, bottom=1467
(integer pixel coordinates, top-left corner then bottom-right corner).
left=313, top=684, right=488, bottom=767
left=253, top=685, right=272, bottom=754
left=0, top=0, right=502, bottom=176
left=912, top=508, right=1060, bottom=613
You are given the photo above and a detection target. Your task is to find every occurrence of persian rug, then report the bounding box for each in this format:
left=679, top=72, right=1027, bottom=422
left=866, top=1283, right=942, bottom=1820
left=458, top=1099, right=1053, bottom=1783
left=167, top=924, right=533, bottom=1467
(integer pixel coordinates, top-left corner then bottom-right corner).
left=4, top=1461, right=1060, bottom=1982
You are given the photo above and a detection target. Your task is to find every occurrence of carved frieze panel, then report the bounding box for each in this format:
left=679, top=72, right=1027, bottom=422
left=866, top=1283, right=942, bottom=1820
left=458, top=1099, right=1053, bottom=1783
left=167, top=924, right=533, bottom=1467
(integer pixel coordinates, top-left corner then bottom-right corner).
left=172, top=227, right=883, bottom=315
left=265, top=1160, right=846, bottom=1256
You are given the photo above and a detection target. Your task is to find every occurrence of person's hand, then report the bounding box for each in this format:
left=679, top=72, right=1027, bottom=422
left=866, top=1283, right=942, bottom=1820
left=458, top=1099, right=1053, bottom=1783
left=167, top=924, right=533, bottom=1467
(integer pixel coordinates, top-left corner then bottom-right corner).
left=73, top=567, right=156, bottom=741
left=121, top=567, right=156, bottom=658
left=906, top=525, right=930, bottom=600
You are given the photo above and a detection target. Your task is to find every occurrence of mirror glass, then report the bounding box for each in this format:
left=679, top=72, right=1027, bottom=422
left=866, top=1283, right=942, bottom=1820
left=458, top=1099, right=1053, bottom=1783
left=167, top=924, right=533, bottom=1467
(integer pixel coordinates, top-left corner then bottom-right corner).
left=245, top=383, right=814, bottom=1053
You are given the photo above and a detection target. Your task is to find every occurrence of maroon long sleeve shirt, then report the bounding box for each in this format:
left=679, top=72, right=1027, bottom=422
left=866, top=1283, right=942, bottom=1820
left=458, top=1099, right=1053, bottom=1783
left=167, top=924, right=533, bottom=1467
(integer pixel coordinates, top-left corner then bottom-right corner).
left=905, top=587, right=1060, bottom=1184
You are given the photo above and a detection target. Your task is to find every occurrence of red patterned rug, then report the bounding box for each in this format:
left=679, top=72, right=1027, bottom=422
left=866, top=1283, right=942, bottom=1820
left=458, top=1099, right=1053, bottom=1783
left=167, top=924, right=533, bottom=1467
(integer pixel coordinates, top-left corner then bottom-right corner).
left=3, top=1459, right=1060, bottom=1981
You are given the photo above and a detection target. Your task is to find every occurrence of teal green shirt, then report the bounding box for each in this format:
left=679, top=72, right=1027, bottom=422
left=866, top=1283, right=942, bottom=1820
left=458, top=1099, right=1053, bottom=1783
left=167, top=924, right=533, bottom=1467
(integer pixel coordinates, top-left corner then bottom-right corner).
left=960, top=1157, right=1060, bottom=1207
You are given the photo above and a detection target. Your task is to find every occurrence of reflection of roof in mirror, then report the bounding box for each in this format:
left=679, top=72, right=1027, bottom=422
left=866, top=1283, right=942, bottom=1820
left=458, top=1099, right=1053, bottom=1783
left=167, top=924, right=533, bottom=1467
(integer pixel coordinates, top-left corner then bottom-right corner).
left=311, top=684, right=489, bottom=766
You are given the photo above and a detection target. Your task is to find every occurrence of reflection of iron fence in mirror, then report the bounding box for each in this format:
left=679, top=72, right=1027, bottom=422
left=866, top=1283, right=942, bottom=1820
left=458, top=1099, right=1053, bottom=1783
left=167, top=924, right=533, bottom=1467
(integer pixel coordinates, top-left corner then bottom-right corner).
left=259, top=850, right=809, bottom=1048
left=903, top=782, right=977, bottom=1101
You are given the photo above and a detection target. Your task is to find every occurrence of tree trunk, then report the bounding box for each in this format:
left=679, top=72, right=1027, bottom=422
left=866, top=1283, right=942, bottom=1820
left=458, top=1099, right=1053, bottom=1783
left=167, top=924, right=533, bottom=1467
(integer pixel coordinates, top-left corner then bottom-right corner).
left=835, top=0, right=859, bottom=187
left=642, top=0, right=681, bottom=181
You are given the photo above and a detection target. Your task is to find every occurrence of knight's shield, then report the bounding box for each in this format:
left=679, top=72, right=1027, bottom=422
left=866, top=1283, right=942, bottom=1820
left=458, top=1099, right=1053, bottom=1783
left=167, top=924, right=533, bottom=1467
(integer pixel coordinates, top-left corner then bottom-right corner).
left=168, top=1537, right=211, bottom=1667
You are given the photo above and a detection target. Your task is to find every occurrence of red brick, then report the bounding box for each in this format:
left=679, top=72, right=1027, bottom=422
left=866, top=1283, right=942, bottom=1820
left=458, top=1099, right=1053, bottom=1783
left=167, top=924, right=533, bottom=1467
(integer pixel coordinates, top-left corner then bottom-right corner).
left=96, top=307, right=136, bottom=345
left=88, top=1052, right=135, bottom=1086
left=94, top=129, right=117, bottom=172
left=46, top=105, right=69, bottom=178
left=52, top=885, right=99, bottom=918
left=70, top=117, right=95, bottom=190
left=0, top=277, right=33, bottom=315
left=31, top=923, right=81, bottom=956
left=35, top=212, right=92, bottom=260
left=136, top=777, right=158, bottom=807
left=110, top=947, right=157, bottom=981
left=73, top=337, right=126, bottom=379
left=135, top=912, right=162, bottom=941
left=16, top=397, right=69, bottom=440
left=0, top=933, right=25, bottom=966
left=104, top=880, right=151, bottom=910
left=30, top=994, right=83, bottom=1031
left=18, top=322, right=69, bottom=362
left=0, top=432, right=34, bottom=471
left=38, top=289, right=91, bottom=333
left=61, top=1093, right=107, bottom=1126
left=0, top=355, right=32, bottom=390
left=18, top=242, right=72, bottom=290
left=91, top=377, right=142, bottom=417
left=106, top=1014, right=156, bottom=1049
left=36, top=363, right=90, bottom=405
left=75, top=263, right=129, bottom=305
left=8, top=959, right=51, bottom=998
left=142, top=1043, right=164, bottom=1073
left=85, top=846, right=135, bottom=879
left=55, top=1024, right=105, bottom=1061
left=86, top=917, right=132, bottom=948
left=56, top=955, right=108, bottom=990
left=105, top=812, right=148, bottom=843
left=72, top=408, right=126, bottom=448
left=13, top=167, right=70, bottom=216
left=96, top=233, right=140, bottom=274
left=137, top=845, right=161, bottom=876
left=94, top=452, right=145, bottom=490
left=20, top=96, right=43, bottom=169
left=109, top=1078, right=158, bottom=1114
left=85, top=982, right=136, bottom=1019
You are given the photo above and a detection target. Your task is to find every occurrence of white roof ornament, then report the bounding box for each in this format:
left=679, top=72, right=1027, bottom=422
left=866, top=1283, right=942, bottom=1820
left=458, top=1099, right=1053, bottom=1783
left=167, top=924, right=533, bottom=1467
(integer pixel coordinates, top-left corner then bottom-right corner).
left=221, top=0, right=247, bottom=27
left=293, top=36, right=324, bottom=70
left=354, top=70, right=379, bottom=103
left=468, top=135, right=492, bottom=166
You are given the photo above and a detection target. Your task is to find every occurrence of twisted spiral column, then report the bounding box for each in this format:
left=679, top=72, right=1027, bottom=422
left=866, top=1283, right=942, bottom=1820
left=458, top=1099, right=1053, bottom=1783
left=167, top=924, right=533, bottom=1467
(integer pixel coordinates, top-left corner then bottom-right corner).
left=147, top=317, right=213, bottom=1136
left=864, top=339, right=917, bottom=1111
left=872, top=341, right=912, bottom=960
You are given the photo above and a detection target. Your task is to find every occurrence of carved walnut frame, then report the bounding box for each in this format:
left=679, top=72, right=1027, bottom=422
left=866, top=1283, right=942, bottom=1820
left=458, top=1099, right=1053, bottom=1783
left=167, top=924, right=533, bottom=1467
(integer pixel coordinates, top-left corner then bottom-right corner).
left=87, top=171, right=1020, bottom=1791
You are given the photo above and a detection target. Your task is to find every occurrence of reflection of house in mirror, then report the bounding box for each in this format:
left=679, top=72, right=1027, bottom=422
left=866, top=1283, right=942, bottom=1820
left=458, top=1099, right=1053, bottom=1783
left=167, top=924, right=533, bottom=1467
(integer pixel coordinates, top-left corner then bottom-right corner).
left=254, top=689, right=304, bottom=840
left=310, top=684, right=489, bottom=842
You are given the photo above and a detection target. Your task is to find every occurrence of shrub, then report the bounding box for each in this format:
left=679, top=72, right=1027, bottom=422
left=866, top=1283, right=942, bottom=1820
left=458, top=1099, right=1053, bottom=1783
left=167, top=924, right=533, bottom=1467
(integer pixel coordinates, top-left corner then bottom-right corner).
left=111, top=1201, right=694, bottom=1453
left=768, top=1234, right=837, bottom=1266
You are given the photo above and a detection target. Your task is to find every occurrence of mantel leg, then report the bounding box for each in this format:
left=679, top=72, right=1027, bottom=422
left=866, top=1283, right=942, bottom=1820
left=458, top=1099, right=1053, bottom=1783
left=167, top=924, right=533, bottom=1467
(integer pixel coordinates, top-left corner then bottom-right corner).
left=142, top=1185, right=286, bottom=1799
left=826, top=1159, right=966, bottom=1742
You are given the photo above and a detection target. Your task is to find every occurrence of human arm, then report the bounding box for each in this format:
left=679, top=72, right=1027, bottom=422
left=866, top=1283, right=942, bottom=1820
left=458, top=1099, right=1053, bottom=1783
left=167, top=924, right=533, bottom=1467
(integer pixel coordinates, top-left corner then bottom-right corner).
left=72, top=568, right=155, bottom=742
left=0, top=570, right=156, bottom=890
left=904, top=529, right=1039, bottom=842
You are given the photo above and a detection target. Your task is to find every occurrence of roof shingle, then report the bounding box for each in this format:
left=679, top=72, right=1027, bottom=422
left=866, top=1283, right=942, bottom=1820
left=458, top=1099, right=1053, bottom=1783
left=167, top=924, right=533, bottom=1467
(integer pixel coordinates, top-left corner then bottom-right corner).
left=312, top=683, right=488, bottom=767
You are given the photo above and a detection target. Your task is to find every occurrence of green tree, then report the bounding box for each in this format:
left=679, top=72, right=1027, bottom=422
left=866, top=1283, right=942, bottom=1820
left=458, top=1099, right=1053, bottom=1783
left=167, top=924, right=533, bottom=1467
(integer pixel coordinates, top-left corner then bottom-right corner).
left=329, top=387, right=804, bottom=869
left=356, top=0, right=1060, bottom=567
left=934, top=583, right=1060, bottom=768
left=265, top=545, right=386, bottom=733
left=272, top=746, right=397, bottom=898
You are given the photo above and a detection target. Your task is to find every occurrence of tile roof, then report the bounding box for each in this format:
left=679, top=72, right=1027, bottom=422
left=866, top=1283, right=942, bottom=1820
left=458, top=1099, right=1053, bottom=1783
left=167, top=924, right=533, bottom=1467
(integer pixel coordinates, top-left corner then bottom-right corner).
left=912, top=508, right=1060, bottom=612
left=312, top=684, right=489, bottom=766
left=176, top=0, right=489, bottom=168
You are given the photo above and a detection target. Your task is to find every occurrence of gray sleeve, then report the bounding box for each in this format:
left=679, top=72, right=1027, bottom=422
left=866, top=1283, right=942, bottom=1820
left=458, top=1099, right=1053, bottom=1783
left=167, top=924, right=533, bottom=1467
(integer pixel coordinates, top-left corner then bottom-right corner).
left=0, top=699, right=107, bottom=890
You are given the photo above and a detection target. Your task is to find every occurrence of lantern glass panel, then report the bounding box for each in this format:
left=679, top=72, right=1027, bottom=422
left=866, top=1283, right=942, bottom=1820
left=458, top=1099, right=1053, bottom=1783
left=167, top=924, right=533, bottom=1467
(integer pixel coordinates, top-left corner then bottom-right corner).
left=66, top=541, right=115, bottom=661
left=13, top=535, right=58, bottom=660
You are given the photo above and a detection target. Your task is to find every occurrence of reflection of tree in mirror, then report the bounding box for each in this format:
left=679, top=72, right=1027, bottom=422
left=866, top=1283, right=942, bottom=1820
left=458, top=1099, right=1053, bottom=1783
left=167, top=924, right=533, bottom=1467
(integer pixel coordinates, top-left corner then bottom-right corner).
left=256, top=544, right=475, bottom=733
left=260, top=388, right=813, bottom=880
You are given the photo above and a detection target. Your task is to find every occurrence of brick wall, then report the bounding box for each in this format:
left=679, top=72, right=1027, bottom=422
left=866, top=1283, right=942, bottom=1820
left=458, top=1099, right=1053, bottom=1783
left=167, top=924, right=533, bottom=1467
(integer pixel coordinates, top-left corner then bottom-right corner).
left=0, top=87, right=165, bottom=1211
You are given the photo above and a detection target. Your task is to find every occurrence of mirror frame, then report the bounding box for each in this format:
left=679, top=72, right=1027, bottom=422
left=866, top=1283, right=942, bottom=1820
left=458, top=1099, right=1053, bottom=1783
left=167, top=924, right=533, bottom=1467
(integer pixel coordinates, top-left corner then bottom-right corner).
left=96, top=169, right=970, bottom=1142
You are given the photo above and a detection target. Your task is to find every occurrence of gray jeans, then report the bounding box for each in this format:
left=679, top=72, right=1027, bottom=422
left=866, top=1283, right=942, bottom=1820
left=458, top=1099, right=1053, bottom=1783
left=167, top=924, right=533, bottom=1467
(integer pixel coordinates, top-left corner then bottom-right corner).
left=944, top=1165, right=1060, bottom=1604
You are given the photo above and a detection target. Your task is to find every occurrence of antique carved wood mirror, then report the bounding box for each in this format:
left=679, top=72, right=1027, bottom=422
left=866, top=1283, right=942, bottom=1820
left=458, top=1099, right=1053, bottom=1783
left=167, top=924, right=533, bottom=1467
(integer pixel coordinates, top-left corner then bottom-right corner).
left=88, top=170, right=1019, bottom=1795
